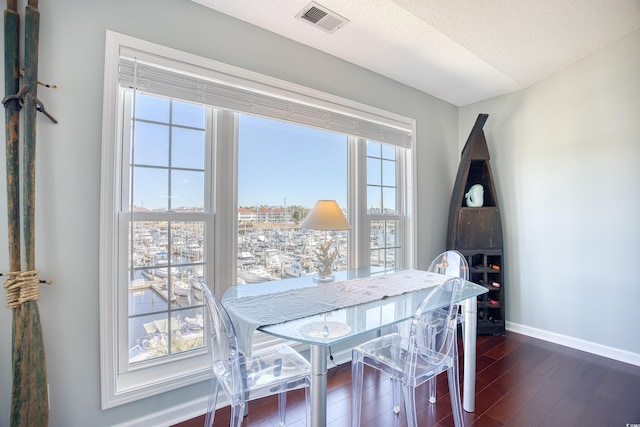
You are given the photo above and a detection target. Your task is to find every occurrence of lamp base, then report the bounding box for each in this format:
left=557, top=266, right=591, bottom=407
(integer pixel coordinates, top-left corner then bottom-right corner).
left=313, top=273, right=335, bottom=283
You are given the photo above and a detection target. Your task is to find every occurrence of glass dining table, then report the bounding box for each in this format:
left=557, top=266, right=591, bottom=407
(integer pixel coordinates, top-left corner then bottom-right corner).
left=222, top=268, right=488, bottom=427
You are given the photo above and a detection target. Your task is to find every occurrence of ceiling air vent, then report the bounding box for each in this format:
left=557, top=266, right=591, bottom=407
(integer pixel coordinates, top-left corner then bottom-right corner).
left=295, top=2, right=349, bottom=34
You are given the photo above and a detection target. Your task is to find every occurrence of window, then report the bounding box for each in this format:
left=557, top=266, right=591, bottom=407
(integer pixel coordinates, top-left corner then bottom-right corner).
left=125, top=93, right=211, bottom=365
left=100, top=31, right=415, bottom=407
left=367, top=140, right=403, bottom=270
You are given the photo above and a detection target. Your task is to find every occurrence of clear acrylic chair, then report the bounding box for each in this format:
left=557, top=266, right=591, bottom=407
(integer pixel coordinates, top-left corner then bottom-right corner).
left=426, top=250, right=469, bottom=403
left=395, top=250, right=468, bottom=327
left=427, top=250, right=469, bottom=282
left=201, top=284, right=311, bottom=427
left=351, top=277, right=465, bottom=427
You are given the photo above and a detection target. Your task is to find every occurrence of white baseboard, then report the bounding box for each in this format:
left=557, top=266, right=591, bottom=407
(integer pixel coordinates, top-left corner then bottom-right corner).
left=506, top=321, right=640, bottom=367
left=112, top=395, right=207, bottom=427
left=113, top=393, right=230, bottom=427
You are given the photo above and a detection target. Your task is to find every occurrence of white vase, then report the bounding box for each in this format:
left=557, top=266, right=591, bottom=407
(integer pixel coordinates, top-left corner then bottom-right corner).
left=465, top=184, right=484, bottom=207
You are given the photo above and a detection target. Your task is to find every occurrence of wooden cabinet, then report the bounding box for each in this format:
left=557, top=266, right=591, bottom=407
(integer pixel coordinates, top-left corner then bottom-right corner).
left=447, top=114, right=505, bottom=335
left=462, top=250, right=504, bottom=335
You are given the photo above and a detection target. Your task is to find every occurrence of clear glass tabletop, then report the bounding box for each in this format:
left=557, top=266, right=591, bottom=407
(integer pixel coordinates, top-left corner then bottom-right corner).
left=223, top=268, right=487, bottom=348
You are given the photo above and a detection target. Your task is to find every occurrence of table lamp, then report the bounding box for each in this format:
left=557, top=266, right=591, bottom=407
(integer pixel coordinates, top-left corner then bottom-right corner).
left=300, top=200, right=351, bottom=283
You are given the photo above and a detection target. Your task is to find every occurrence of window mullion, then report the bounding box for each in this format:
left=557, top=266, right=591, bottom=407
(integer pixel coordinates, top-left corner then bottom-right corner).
left=213, top=110, right=238, bottom=297
left=350, top=137, right=369, bottom=268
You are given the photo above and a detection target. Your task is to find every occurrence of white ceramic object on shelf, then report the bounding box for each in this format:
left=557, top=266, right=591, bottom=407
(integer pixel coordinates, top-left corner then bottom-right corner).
left=465, top=184, right=484, bottom=207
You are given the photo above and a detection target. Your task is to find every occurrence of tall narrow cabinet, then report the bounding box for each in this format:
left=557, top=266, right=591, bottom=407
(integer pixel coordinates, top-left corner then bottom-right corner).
left=447, top=114, right=505, bottom=335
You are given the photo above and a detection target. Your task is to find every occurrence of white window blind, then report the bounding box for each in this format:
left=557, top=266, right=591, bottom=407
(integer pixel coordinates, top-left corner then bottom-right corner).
left=118, top=47, right=413, bottom=148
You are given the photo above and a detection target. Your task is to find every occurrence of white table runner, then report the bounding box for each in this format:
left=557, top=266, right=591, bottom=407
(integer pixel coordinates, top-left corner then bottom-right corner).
left=222, top=269, right=450, bottom=355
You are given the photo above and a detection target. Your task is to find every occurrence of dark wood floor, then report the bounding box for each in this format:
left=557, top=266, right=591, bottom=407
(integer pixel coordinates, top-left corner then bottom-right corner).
left=174, top=331, right=640, bottom=426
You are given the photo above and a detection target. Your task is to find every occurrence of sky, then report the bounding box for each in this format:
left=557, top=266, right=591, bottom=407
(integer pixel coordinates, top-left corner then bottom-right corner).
left=131, top=95, right=348, bottom=210
left=237, top=114, right=348, bottom=209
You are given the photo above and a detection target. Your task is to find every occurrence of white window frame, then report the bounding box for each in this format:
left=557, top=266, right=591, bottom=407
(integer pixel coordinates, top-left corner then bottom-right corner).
left=100, top=30, right=416, bottom=408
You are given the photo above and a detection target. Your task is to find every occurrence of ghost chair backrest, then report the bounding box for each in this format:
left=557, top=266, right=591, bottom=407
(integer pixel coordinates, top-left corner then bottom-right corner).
left=427, top=250, right=469, bottom=281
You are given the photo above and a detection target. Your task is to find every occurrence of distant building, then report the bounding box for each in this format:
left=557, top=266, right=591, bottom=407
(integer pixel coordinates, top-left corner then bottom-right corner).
left=238, top=206, right=291, bottom=223
left=238, top=207, right=258, bottom=222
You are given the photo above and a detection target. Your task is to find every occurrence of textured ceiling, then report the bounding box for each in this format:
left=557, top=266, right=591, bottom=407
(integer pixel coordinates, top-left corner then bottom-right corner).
left=191, top=0, right=640, bottom=106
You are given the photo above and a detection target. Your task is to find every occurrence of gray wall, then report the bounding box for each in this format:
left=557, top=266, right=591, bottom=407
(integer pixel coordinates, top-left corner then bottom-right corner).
left=459, top=29, right=640, bottom=358
left=0, top=0, right=457, bottom=425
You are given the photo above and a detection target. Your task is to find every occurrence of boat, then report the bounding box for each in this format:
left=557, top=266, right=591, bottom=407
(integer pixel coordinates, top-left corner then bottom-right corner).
left=172, top=279, right=191, bottom=296
left=283, top=258, right=314, bottom=277
left=141, top=268, right=169, bottom=280
left=188, top=278, right=204, bottom=303
left=237, top=266, right=276, bottom=283
left=237, top=251, right=256, bottom=267
left=184, top=314, right=204, bottom=331
left=152, top=250, right=169, bottom=266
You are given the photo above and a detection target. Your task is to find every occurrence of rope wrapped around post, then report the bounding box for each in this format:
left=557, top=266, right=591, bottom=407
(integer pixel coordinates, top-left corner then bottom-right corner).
left=2, top=270, right=51, bottom=309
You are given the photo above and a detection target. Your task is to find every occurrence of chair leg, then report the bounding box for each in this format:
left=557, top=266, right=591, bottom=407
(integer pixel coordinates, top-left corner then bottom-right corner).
left=447, top=346, right=464, bottom=427
left=426, top=323, right=439, bottom=404
left=428, top=377, right=437, bottom=404
left=304, top=382, right=311, bottom=427
left=204, top=379, right=219, bottom=427
left=391, top=377, right=401, bottom=414
left=277, top=390, right=287, bottom=427
left=402, top=383, right=418, bottom=427
left=351, top=359, right=364, bottom=427
left=231, top=402, right=246, bottom=427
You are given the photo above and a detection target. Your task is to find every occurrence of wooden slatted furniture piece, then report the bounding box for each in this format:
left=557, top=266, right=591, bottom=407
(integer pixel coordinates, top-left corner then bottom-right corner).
left=447, top=114, right=505, bottom=335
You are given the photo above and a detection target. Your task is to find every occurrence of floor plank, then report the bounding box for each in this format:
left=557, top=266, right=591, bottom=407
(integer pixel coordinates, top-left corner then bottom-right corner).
left=172, top=332, right=640, bottom=426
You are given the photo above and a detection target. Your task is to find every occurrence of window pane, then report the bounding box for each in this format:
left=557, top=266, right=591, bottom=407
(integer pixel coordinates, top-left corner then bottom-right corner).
left=134, top=122, right=169, bottom=167
left=134, top=93, right=170, bottom=122
left=383, top=187, right=396, bottom=214
left=370, top=248, right=384, bottom=267
left=382, top=159, right=395, bottom=187
left=167, top=267, right=194, bottom=308
left=366, top=140, right=381, bottom=158
left=367, top=157, right=381, bottom=186
left=237, top=114, right=348, bottom=285
left=172, top=127, right=205, bottom=169
left=385, top=220, right=398, bottom=247
left=381, top=144, right=396, bottom=160
left=128, top=313, right=170, bottom=363
left=170, top=307, right=205, bottom=356
left=172, top=100, right=206, bottom=128
left=133, top=167, right=168, bottom=210
left=128, top=286, right=168, bottom=316
left=171, top=170, right=205, bottom=209
left=367, top=185, right=381, bottom=213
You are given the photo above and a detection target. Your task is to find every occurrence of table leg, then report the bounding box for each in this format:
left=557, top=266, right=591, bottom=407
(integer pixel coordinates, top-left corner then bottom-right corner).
left=462, top=296, right=477, bottom=412
left=310, top=345, right=328, bottom=427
